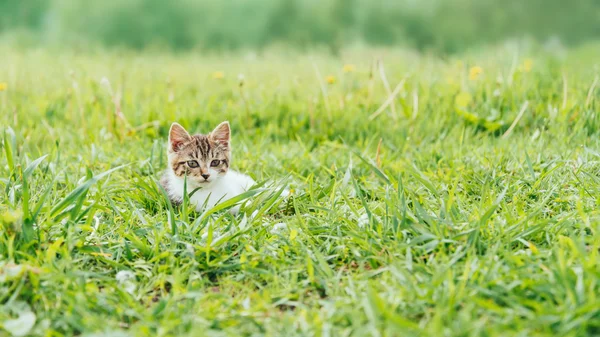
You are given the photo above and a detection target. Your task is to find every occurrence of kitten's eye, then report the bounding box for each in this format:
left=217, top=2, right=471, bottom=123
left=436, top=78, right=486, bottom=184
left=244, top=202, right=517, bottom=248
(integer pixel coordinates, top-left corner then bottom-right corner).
left=187, top=160, right=199, bottom=168
left=210, top=160, right=221, bottom=167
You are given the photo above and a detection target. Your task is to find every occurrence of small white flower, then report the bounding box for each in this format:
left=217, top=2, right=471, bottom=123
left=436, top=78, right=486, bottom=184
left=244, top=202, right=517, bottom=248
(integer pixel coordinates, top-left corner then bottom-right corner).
left=3, top=311, right=36, bottom=337
left=280, top=188, right=291, bottom=198
left=185, top=243, right=195, bottom=256
left=100, top=77, right=111, bottom=88
left=357, top=213, right=369, bottom=228
left=116, top=270, right=134, bottom=282
left=270, top=222, right=288, bottom=233
left=115, top=270, right=136, bottom=294
left=0, top=263, right=23, bottom=282
left=100, top=77, right=114, bottom=96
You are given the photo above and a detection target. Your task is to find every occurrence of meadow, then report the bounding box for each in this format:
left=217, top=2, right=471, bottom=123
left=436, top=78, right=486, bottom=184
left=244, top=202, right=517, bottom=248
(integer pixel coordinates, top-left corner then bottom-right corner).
left=1, top=44, right=599, bottom=336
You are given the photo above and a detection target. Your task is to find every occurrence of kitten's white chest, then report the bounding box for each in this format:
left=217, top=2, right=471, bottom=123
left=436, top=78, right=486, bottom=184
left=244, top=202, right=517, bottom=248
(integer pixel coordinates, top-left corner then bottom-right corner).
left=165, top=169, right=254, bottom=212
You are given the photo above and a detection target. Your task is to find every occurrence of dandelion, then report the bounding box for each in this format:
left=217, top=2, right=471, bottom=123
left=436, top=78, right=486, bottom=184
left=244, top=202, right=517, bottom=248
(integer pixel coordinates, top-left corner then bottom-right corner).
left=325, top=75, right=336, bottom=84
left=0, top=82, right=6, bottom=91
left=522, top=58, right=533, bottom=72
left=469, top=66, right=483, bottom=81
left=212, top=71, right=225, bottom=79
left=343, top=64, right=356, bottom=73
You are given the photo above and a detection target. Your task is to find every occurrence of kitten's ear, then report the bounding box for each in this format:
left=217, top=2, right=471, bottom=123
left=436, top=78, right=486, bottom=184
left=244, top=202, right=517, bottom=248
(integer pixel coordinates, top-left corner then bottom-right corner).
left=210, top=121, right=230, bottom=146
left=169, top=122, right=191, bottom=151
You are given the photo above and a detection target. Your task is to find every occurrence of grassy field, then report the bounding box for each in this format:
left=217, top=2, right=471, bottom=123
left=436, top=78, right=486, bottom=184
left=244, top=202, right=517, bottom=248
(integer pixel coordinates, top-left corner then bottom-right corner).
left=1, top=44, right=599, bottom=336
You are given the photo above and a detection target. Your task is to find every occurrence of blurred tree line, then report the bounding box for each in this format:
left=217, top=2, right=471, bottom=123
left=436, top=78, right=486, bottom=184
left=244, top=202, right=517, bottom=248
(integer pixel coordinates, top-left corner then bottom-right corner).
left=1, top=0, right=598, bottom=53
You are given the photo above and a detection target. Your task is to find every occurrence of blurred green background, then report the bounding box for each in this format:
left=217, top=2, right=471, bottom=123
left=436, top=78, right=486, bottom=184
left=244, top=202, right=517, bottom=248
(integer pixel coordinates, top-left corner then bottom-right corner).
left=1, top=0, right=599, bottom=53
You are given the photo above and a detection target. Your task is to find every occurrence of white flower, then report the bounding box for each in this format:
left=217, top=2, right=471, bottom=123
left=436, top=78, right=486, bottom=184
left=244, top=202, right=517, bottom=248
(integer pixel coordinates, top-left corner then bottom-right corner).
left=3, top=312, right=36, bottom=337
left=270, top=222, right=288, bottom=233
left=100, top=77, right=114, bottom=96
left=115, top=270, right=134, bottom=282
left=115, top=270, right=136, bottom=294
left=185, top=243, right=195, bottom=256
left=100, top=77, right=111, bottom=88
left=280, top=188, right=291, bottom=198
left=3, top=301, right=36, bottom=337
left=357, top=214, right=369, bottom=228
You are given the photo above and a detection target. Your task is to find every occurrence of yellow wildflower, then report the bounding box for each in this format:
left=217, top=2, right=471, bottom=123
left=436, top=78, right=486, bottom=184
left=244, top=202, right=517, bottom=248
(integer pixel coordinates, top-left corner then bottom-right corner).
left=212, top=71, right=225, bottom=79
left=0, top=82, right=7, bottom=91
left=469, top=66, right=483, bottom=81
left=343, top=64, right=356, bottom=73
left=289, top=229, right=298, bottom=241
left=0, top=209, right=21, bottom=224
left=325, top=75, right=336, bottom=84
left=527, top=241, right=538, bottom=254
left=522, top=58, right=533, bottom=72
left=455, top=92, right=473, bottom=108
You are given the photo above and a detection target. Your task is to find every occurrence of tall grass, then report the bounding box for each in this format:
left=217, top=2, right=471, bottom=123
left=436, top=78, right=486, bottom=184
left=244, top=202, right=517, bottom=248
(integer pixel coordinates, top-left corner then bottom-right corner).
left=0, top=44, right=599, bottom=336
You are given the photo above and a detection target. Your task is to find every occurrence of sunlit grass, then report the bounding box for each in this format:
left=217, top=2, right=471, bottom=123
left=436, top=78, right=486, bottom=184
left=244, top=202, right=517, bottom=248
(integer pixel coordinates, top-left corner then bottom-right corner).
left=0, top=45, right=599, bottom=336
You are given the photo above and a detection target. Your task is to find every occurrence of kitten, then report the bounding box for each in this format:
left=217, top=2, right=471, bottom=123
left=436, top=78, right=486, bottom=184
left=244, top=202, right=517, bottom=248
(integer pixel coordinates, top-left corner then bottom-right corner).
left=160, top=121, right=255, bottom=213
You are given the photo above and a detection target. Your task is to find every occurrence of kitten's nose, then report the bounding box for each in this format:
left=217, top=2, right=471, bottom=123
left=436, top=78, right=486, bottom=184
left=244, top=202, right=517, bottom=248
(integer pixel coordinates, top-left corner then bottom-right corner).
left=201, top=173, right=210, bottom=180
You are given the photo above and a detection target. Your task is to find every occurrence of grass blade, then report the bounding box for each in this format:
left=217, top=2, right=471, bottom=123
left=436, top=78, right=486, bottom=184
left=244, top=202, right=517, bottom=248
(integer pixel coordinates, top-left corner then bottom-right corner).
left=49, top=165, right=126, bottom=219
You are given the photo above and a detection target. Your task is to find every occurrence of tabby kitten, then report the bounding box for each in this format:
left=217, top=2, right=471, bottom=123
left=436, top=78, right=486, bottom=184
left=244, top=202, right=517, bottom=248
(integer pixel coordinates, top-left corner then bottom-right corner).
left=160, top=121, right=255, bottom=213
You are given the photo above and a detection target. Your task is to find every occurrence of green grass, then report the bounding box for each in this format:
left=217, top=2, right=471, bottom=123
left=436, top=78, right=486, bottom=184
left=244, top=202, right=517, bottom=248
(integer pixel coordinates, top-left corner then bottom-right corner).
left=1, top=44, right=599, bottom=337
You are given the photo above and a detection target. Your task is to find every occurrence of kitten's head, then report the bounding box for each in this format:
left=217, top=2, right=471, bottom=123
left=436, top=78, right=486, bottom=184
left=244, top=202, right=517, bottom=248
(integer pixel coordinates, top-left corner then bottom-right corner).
left=167, top=121, right=231, bottom=185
